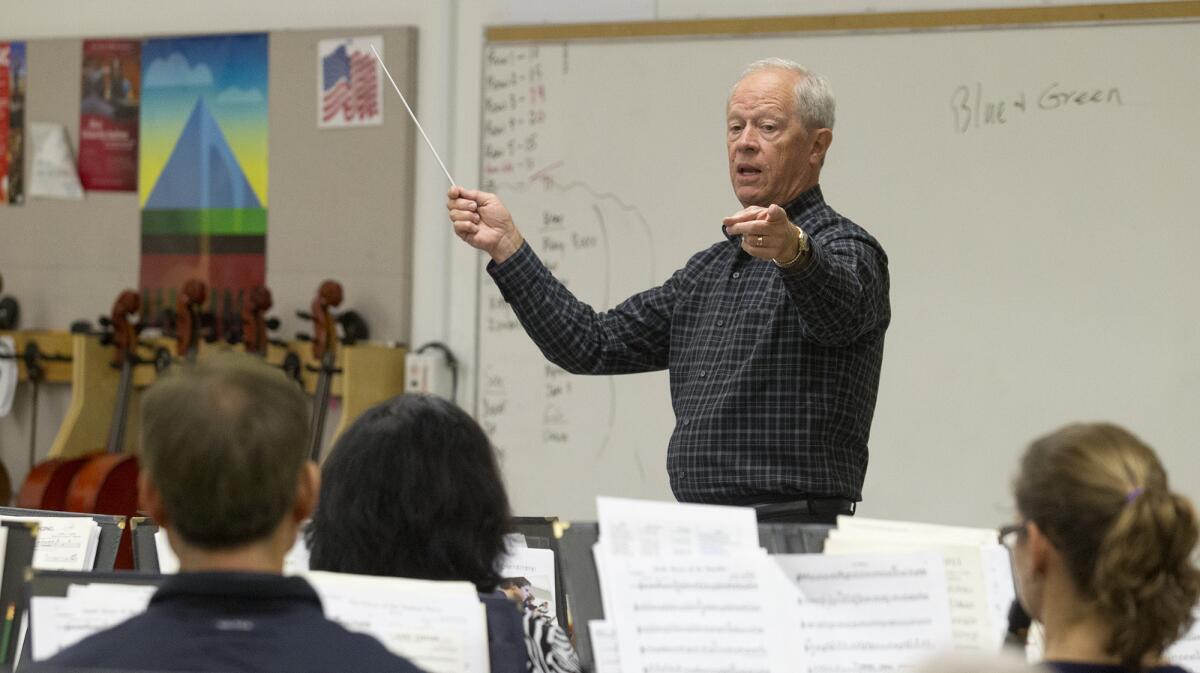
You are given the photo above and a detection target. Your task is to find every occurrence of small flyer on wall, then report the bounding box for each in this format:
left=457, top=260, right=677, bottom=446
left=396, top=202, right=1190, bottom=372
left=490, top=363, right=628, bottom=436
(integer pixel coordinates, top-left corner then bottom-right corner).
left=0, top=41, right=27, bottom=205
left=79, top=39, right=141, bottom=191
left=318, top=36, right=383, bottom=129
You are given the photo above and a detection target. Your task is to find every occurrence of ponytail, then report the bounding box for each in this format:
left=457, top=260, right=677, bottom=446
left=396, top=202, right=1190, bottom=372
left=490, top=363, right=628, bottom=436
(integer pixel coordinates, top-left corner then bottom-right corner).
left=1092, top=491, right=1200, bottom=669
left=1014, top=423, right=1200, bottom=669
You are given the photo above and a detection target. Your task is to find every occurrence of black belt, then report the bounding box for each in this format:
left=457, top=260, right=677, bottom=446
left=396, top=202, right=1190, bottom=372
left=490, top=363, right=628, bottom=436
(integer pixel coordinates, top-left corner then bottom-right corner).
left=750, top=497, right=856, bottom=518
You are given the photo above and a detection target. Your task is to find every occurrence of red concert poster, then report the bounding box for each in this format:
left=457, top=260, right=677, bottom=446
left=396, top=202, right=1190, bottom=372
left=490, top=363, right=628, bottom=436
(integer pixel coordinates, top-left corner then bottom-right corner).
left=79, top=39, right=140, bottom=191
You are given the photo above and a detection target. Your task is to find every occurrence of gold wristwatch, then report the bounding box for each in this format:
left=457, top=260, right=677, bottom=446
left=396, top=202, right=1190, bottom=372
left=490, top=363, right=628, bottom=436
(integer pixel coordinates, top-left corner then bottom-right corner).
left=773, top=225, right=810, bottom=269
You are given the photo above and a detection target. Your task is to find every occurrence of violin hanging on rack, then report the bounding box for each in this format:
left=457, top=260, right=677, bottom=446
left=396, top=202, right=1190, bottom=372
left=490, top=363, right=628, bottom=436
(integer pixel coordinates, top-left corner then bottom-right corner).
left=300, top=280, right=343, bottom=463
left=240, top=285, right=274, bottom=357
left=175, top=278, right=208, bottom=361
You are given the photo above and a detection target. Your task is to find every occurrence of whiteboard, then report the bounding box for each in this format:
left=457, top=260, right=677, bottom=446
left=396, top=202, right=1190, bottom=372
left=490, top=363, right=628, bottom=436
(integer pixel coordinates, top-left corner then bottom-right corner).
left=474, top=16, right=1200, bottom=524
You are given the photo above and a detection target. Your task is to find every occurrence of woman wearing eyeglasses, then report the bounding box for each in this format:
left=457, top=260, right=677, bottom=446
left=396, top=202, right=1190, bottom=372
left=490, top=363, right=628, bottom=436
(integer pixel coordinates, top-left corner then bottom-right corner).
left=1003, top=423, right=1199, bottom=672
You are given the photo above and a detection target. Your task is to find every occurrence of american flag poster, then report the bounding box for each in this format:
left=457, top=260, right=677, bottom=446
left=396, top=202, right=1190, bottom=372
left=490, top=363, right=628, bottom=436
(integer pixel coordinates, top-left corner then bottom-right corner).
left=318, top=36, right=383, bottom=129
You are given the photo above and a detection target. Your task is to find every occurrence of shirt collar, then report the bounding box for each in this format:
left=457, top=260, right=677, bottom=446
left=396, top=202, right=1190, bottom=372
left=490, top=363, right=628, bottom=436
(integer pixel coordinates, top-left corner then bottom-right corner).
left=721, top=185, right=825, bottom=243
left=152, top=571, right=323, bottom=610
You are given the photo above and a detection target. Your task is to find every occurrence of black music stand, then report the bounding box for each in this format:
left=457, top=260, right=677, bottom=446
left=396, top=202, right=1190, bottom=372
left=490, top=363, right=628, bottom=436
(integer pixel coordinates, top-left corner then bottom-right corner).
left=556, top=522, right=602, bottom=671
left=129, top=517, right=161, bottom=573
left=19, top=570, right=164, bottom=667
left=0, top=521, right=37, bottom=667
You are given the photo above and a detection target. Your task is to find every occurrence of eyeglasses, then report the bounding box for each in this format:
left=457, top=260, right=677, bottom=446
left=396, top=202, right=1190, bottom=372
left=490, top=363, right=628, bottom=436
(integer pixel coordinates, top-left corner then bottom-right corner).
left=998, top=522, right=1027, bottom=550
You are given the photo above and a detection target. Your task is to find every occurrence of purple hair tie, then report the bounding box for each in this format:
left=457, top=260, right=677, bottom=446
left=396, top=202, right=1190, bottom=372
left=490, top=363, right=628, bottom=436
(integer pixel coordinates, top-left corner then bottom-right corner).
left=1125, top=487, right=1144, bottom=503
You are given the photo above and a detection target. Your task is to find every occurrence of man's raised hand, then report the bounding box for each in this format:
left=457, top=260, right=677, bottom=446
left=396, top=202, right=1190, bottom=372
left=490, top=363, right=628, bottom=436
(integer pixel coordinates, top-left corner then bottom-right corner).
left=447, top=186, right=526, bottom=263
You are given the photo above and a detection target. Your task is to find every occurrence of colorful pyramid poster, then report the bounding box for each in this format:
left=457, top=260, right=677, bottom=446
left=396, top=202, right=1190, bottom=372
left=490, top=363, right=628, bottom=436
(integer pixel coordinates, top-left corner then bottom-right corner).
left=139, top=33, right=268, bottom=323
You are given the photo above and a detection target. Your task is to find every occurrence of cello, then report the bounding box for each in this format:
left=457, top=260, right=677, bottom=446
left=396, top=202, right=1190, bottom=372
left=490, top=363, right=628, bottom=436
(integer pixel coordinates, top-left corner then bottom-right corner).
left=17, top=291, right=140, bottom=511
left=65, top=279, right=206, bottom=569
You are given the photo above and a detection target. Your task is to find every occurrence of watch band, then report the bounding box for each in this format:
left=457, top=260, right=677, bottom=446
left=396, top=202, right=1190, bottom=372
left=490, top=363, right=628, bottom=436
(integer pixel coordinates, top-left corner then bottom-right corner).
left=773, top=225, right=810, bottom=269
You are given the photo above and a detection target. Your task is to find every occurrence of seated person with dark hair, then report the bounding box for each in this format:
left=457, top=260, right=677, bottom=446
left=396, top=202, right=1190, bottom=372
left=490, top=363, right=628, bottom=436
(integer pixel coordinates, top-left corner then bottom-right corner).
left=49, top=354, right=423, bottom=673
left=308, top=393, right=580, bottom=673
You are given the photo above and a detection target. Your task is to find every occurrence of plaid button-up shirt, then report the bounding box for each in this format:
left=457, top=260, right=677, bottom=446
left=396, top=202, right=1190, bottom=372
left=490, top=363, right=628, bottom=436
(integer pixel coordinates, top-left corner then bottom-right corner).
left=488, top=186, right=890, bottom=504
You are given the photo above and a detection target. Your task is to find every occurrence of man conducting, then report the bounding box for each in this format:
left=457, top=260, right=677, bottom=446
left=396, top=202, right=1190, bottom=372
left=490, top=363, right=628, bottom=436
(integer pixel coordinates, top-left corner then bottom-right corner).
left=448, top=58, right=890, bottom=523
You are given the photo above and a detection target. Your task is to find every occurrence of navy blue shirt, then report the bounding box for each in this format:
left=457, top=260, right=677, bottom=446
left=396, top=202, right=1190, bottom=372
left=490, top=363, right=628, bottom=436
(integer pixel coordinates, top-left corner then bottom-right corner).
left=489, top=185, right=889, bottom=504
left=48, top=572, right=423, bottom=673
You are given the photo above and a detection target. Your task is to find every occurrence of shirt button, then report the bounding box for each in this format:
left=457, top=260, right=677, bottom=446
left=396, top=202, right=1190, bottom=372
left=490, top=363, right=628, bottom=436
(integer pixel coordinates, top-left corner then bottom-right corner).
left=731, top=272, right=741, bottom=279
left=716, top=320, right=725, bottom=327
left=682, top=418, right=691, bottom=426
left=679, top=471, right=687, bottom=480
left=699, top=371, right=707, bottom=378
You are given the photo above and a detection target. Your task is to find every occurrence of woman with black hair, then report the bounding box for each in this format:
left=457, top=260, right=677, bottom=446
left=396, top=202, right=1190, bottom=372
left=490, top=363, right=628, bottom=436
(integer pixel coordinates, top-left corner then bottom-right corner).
left=1003, top=423, right=1199, bottom=672
left=307, top=393, right=580, bottom=673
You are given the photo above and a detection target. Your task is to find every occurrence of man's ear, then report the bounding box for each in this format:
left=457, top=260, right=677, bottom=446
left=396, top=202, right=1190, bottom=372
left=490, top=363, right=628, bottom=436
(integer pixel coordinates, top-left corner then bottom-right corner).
left=294, top=461, right=320, bottom=523
left=138, top=470, right=169, bottom=527
left=810, top=128, right=833, bottom=167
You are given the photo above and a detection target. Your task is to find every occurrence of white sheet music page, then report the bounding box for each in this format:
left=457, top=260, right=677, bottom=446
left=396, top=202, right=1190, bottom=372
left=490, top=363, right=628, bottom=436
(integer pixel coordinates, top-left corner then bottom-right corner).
left=589, top=620, right=623, bottom=673
left=154, top=526, right=307, bottom=575
left=596, top=496, right=759, bottom=558
left=0, top=516, right=100, bottom=571
left=1165, top=603, right=1200, bottom=668
left=834, top=517, right=998, bottom=546
left=603, top=552, right=791, bottom=673
left=774, top=552, right=955, bottom=672
left=154, top=528, right=180, bottom=573
left=30, top=583, right=156, bottom=660
left=824, top=525, right=1008, bottom=651
left=306, top=570, right=487, bottom=673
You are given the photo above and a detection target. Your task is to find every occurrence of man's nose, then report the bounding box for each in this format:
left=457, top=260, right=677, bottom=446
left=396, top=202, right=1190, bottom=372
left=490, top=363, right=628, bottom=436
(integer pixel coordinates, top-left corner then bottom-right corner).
left=734, top=127, right=760, bottom=151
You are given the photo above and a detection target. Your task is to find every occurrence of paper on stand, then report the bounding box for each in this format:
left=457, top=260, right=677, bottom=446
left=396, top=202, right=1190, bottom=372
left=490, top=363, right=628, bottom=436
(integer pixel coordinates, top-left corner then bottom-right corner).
left=774, top=552, right=955, bottom=672
left=824, top=519, right=1012, bottom=652
left=155, top=526, right=309, bottom=575
left=306, top=570, right=487, bottom=673
left=30, top=583, right=156, bottom=660
left=588, top=620, right=622, bottom=673
left=1166, top=604, right=1200, bottom=669
left=0, top=516, right=100, bottom=571
left=596, top=496, right=759, bottom=558
left=603, top=552, right=791, bottom=673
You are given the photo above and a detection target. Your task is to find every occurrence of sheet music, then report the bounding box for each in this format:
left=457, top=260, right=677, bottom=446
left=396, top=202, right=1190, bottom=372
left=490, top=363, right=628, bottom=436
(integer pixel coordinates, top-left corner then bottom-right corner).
left=1166, top=604, right=1200, bottom=668
left=773, top=552, right=955, bottom=672
left=0, top=525, right=9, bottom=599
left=498, top=545, right=558, bottom=623
left=601, top=552, right=790, bottom=673
left=306, top=570, right=487, bottom=673
left=835, top=516, right=999, bottom=546
left=824, top=533, right=1006, bottom=651
left=154, top=529, right=180, bottom=573
left=596, top=496, right=759, bottom=558
left=155, top=527, right=308, bottom=574
left=30, top=583, right=156, bottom=660
left=589, top=620, right=623, bottom=673
left=283, top=529, right=310, bottom=575
left=0, top=516, right=100, bottom=571
left=980, top=545, right=1016, bottom=640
